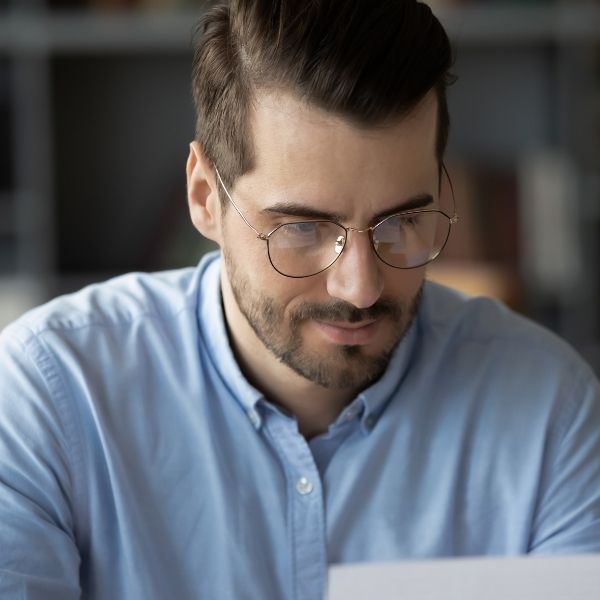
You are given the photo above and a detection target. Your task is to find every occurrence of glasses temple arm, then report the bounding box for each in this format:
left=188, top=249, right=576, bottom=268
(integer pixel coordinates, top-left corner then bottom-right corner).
left=214, top=167, right=266, bottom=239
left=441, top=161, right=459, bottom=222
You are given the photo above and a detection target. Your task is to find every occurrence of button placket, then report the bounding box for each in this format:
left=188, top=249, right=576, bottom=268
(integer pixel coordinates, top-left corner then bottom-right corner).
left=345, top=405, right=359, bottom=421
left=263, top=414, right=327, bottom=600
left=246, top=408, right=261, bottom=428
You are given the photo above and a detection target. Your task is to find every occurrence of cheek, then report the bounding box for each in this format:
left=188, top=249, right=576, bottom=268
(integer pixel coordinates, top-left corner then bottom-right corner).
left=268, top=276, right=318, bottom=311
left=223, top=218, right=271, bottom=274
left=264, top=266, right=332, bottom=320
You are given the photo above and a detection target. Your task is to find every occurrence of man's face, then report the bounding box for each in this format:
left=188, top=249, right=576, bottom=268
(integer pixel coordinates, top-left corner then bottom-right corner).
left=218, top=90, right=440, bottom=391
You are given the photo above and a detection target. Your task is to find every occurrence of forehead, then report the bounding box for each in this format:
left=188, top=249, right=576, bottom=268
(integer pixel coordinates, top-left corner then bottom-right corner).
left=238, top=90, right=439, bottom=216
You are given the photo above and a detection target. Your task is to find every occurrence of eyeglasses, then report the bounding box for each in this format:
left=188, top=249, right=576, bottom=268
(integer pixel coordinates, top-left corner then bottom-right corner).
left=215, top=166, right=458, bottom=279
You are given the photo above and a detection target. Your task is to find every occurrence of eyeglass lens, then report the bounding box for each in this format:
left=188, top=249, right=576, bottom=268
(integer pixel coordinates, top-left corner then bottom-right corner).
left=267, top=211, right=451, bottom=277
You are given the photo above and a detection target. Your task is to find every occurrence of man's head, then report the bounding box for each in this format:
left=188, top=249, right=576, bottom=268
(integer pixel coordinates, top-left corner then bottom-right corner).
left=191, top=0, right=454, bottom=191
left=187, top=1, right=455, bottom=393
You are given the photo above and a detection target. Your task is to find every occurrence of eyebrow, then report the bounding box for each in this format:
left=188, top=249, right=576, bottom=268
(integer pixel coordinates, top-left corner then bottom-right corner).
left=261, top=193, right=434, bottom=225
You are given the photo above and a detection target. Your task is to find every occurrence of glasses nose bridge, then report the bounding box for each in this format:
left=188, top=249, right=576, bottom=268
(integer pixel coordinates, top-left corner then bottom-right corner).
left=338, top=224, right=376, bottom=259
left=344, top=225, right=373, bottom=235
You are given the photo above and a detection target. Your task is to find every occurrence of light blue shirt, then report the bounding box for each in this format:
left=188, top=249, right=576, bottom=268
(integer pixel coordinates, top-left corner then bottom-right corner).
left=1, top=251, right=599, bottom=600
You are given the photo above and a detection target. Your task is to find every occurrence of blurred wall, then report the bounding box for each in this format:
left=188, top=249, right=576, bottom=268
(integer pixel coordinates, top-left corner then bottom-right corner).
left=1, top=0, right=599, bottom=372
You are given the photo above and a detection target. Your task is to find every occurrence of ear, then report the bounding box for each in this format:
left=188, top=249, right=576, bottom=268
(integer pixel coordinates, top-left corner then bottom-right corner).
left=186, top=141, right=222, bottom=245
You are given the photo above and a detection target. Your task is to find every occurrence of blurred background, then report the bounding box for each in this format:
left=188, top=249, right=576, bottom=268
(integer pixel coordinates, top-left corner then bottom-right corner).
left=0, top=0, right=599, bottom=374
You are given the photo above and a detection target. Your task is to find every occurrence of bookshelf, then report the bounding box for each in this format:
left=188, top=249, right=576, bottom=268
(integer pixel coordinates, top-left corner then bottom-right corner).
left=0, top=1, right=599, bottom=372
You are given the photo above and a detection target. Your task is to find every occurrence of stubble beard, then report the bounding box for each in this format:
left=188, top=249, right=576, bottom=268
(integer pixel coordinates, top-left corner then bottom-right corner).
left=223, top=249, right=422, bottom=390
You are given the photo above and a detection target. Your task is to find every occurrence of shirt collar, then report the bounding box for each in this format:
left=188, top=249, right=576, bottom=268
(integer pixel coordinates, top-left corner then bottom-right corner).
left=354, top=315, right=419, bottom=434
left=196, top=253, right=265, bottom=425
left=196, top=252, right=420, bottom=434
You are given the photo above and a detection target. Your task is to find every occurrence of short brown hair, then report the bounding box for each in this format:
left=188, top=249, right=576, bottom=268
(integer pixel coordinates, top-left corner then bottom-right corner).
left=192, top=0, right=455, bottom=189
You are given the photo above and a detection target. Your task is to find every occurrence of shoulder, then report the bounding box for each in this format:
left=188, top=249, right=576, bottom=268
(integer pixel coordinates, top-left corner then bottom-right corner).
left=0, top=252, right=223, bottom=428
left=419, top=280, right=598, bottom=394
left=3, top=269, right=194, bottom=343
left=417, top=281, right=599, bottom=467
left=422, top=281, right=582, bottom=361
left=1, top=252, right=221, bottom=348
left=0, top=256, right=223, bottom=366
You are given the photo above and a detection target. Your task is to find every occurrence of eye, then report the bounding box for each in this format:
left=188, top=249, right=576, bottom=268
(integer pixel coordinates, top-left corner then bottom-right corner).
left=273, top=221, right=322, bottom=248
left=283, top=222, right=319, bottom=235
left=372, top=212, right=423, bottom=244
left=385, top=212, right=423, bottom=229
left=399, top=213, right=421, bottom=226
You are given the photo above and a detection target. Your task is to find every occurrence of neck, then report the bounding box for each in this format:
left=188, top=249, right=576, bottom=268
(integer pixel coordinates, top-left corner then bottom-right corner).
left=220, top=278, right=356, bottom=439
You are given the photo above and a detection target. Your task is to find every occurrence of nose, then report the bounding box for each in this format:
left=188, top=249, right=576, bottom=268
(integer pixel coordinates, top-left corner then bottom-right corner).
left=325, top=229, right=384, bottom=309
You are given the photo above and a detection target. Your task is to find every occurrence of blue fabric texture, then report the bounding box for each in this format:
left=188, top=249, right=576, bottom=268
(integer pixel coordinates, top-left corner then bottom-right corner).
left=1, top=251, right=599, bottom=599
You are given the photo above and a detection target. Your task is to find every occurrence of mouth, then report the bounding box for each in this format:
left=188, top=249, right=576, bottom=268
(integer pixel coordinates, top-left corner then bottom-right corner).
left=312, top=319, right=380, bottom=346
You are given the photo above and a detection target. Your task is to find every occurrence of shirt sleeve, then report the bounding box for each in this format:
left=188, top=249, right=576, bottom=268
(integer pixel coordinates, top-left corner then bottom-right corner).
left=529, top=362, right=600, bottom=554
left=0, top=327, right=82, bottom=599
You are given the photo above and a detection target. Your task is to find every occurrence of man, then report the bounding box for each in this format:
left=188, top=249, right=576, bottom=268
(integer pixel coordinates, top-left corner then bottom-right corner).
left=1, top=1, right=599, bottom=599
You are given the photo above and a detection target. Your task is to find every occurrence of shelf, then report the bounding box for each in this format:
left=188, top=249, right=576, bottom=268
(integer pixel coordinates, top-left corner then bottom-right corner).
left=435, top=4, right=600, bottom=45
left=0, top=5, right=599, bottom=54
left=428, top=260, right=521, bottom=309
left=0, top=10, right=201, bottom=54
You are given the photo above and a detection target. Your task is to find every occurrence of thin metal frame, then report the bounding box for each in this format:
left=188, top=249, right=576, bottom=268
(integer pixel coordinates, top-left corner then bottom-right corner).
left=214, top=165, right=459, bottom=278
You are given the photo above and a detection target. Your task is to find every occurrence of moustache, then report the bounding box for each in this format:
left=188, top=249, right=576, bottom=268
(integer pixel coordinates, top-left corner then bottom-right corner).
left=289, top=298, right=402, bottom=325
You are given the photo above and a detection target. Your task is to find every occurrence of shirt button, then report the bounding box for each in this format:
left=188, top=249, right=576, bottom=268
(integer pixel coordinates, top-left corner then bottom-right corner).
left=296, top=476, right=314, bottom=496
left=345, top=406, right=358, bottom=421
left=247, top=409, right=261, bottom=427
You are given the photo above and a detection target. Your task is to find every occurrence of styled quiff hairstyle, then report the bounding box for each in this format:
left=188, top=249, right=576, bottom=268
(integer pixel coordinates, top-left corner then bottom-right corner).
left=192, top=0, right=454, bottom=190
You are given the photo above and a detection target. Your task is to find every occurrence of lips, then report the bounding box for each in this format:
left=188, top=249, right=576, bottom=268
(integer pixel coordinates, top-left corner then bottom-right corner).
left=313, top=319, right=380, bottom=346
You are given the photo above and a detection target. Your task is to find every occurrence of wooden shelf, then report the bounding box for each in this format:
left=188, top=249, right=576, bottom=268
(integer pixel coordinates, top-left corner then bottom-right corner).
left=428, top=261, right=522, bottom=309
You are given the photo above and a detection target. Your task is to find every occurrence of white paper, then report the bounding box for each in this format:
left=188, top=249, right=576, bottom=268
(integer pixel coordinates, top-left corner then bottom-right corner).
left=328, top=554, right=600, bottom=600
